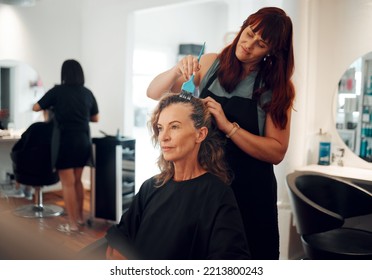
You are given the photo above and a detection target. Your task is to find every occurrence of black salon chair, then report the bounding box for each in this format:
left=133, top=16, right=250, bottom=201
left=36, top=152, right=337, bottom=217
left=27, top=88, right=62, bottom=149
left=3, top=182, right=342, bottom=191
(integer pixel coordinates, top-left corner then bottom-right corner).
left=10, top=120, right=63, bottom=218
left=286, top=171, right=372, bottom=260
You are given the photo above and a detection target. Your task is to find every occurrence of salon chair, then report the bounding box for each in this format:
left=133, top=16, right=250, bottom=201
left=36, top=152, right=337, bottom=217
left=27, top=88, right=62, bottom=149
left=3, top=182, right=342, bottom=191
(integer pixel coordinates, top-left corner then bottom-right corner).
left=10, top=120, right=63, bottom=218
left=286, top=171, right=372, bottom=260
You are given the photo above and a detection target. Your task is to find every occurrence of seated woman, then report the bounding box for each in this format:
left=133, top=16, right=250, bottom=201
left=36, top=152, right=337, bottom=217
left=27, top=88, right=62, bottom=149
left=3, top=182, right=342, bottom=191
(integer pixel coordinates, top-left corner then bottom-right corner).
left=105, top=94, right=250, bottom=260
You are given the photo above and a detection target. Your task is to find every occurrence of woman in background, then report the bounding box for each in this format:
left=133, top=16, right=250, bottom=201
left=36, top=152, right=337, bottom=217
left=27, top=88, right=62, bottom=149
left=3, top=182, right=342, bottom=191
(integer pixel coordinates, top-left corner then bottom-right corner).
left=147, top=7, right=295, bottom=259
left=33, top=59, right=99, bottom=232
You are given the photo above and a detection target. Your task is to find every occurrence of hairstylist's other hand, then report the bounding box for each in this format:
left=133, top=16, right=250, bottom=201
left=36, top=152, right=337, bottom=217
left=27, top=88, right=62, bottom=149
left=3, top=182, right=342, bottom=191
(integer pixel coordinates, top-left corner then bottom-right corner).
left=176, top=55, right=201, bottom=81
left=203, top=96, right=232, bottom=134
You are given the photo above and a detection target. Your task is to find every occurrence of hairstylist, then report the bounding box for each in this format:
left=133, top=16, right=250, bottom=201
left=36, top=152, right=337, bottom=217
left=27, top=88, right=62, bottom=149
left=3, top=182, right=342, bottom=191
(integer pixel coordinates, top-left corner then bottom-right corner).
left=146, top=7, right=295, bottom=259
left=33, top=59, right=99, bottom=233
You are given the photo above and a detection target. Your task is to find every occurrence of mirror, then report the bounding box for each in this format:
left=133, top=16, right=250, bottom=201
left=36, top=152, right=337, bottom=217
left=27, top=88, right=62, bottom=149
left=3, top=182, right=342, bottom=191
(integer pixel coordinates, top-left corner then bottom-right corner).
left=0, top=60, right=45, bottom=134
left=336, top=52, right=372, bottom=163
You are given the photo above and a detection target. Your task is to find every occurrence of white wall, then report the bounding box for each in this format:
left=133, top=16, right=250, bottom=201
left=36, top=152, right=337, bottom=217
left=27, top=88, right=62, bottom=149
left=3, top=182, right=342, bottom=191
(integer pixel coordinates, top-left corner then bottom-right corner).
left=79, top=0, right=235, bottom=137
left=306, top=0, right=372, bottom=170
left=0, top=0, right=82, bottom=89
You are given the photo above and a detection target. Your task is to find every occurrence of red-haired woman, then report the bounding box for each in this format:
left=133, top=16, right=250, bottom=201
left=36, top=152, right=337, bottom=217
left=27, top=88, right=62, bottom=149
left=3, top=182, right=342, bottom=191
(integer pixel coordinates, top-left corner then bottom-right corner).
left=147, top=7, right=295, bottom=259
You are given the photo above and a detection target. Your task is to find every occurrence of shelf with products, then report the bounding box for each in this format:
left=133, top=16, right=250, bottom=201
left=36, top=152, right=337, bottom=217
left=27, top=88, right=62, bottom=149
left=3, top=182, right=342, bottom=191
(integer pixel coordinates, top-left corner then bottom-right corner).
left=358, top=59, right=372, bottom=160
left=336, top=76, right=360, bottom=155
left=336, top=53, right=372, bottom=162
left=336, top=67, right=359, bottom=132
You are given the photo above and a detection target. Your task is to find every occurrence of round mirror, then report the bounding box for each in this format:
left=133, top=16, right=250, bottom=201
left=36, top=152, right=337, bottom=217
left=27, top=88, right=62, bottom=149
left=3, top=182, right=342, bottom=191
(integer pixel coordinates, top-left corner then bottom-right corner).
left=336, top=52, right=372, bottom=163
left=0, top=60, right=45, bottom=134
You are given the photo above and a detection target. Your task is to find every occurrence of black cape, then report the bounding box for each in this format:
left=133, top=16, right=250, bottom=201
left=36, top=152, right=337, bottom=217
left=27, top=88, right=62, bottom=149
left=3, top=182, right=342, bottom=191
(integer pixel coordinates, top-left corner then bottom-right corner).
left=10, top=120, right=59, bottom=186
left=105, top=173, right=250, bottom=260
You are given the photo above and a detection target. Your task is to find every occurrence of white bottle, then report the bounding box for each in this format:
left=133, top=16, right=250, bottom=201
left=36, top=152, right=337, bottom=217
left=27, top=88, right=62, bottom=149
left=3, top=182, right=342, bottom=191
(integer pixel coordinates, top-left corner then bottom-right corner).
left=7, top=122, right=15, bottom=137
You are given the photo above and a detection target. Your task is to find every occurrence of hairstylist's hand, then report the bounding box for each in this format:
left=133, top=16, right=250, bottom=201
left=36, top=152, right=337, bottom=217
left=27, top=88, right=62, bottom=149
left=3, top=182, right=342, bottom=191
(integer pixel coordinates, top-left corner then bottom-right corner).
left=203, top=96, right=233, bottom=135
left=176, top=55, right=201, bottom=81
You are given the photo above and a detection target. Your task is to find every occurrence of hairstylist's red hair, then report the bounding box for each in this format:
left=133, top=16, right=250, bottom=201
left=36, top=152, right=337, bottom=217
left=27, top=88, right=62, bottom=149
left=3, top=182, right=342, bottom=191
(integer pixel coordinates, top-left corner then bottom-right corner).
left=217, top=7, right=295, bottom=129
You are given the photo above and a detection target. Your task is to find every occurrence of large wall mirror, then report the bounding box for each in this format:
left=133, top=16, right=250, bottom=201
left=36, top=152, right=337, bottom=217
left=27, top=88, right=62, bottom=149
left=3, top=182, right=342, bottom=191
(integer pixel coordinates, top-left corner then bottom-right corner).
left=0, top=60, right=45, bottom=134
left=336, top=51, right=372, bottom=163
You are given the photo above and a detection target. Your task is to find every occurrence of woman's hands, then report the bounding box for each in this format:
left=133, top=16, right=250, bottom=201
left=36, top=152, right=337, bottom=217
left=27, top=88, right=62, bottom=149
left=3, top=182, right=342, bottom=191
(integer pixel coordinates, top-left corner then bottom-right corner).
left=147, top=55, right=200, bottom=100
left=203, top=96, right=233, bottom=135
left=175, top=55, right=201, bottom=81
left=147, top=52, right=216, bottom=100
left=32, top=103, right=42, bottom=112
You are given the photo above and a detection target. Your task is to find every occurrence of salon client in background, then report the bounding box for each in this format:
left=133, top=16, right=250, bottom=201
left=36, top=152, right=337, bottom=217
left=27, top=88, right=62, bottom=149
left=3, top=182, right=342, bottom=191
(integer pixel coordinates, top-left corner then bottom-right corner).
left=33, top=59, right=99, bottom=233
left=147, top=7, right=295, bottom=259
left=105, top=94, right=250, bottom=260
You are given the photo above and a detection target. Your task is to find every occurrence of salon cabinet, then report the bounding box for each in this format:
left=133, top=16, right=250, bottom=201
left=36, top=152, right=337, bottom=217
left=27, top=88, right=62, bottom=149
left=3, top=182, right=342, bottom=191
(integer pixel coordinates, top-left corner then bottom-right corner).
left=90, top=136, right=135, bottom=223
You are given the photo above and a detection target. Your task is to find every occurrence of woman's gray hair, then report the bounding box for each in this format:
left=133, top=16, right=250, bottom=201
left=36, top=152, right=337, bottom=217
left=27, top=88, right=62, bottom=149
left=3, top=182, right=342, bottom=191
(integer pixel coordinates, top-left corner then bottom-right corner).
left=149, top=94, right=232, bottom=186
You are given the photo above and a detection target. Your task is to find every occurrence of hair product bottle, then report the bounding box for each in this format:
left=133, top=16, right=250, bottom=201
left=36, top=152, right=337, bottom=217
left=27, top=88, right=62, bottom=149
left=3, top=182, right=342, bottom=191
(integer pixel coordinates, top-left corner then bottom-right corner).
left=317, top=129, right=331, bottom=165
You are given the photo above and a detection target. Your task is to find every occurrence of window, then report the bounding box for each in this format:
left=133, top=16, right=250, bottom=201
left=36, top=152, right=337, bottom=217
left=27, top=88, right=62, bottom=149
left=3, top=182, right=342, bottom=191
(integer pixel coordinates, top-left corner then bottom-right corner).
left=132, top=49, right=171, bottom=188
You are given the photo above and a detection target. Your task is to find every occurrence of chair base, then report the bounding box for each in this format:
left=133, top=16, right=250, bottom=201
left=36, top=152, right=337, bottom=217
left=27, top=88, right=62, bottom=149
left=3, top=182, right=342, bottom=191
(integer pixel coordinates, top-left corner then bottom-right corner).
left=14, top=204, right=64, bottom=218
left=13, top=186, right=64, bottom=218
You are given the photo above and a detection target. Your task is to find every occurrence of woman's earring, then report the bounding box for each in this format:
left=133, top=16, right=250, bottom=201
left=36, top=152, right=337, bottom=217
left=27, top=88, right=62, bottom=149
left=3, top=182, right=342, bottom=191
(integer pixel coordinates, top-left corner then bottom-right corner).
left=263, top=54, right=270, bottom=62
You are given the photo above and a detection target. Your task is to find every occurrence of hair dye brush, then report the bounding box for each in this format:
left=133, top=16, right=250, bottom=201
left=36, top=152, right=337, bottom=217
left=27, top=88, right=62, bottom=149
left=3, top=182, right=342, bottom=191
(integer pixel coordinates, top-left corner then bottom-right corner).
left=179, top=42, right=205, bottom=100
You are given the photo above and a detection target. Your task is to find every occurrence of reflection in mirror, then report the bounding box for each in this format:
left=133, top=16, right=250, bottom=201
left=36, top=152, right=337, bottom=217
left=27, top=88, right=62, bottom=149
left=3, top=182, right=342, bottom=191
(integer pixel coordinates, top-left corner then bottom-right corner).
left=336, top=52, right=372, bottom=162
left=0, top=60, right=45, bottom=135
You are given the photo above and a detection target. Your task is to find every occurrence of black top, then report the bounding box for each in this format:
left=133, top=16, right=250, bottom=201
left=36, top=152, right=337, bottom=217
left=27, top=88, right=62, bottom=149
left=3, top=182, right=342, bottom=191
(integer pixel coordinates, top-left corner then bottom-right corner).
left=37, top=84, right=98, bottom=131
left=199, top=60, right=279, bottom=260
left=36, top=84, right=99, bottom=169
left=105, top=173, right=250, bottom=260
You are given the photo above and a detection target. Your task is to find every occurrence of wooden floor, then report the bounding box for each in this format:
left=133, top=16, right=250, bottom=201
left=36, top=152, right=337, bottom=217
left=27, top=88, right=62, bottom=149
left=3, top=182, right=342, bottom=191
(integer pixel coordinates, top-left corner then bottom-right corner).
left=0, top=187, right=112, bottom=259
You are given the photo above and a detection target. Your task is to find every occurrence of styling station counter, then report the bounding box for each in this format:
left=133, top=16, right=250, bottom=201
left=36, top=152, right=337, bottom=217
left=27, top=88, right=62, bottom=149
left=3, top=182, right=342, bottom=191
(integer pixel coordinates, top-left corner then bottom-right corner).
left=296, top=164, right=372, bottom=193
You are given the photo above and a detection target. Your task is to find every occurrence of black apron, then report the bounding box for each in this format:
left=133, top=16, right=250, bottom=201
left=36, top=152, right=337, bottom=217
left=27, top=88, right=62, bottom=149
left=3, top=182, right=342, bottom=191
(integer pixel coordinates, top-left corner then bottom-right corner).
left=199, top=71, right=279, bottom=260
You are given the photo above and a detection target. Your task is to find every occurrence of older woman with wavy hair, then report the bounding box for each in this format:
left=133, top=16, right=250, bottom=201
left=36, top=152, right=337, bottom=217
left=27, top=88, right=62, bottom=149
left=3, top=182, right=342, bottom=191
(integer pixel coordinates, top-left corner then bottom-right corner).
left=105, top=94, right=250, bottom=260
left=150, top=94, right=231, bottom=187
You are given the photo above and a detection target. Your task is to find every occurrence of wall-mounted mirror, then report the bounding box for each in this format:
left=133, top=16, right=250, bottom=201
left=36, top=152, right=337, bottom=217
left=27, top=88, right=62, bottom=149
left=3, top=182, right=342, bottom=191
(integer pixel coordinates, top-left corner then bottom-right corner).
left=0, top=60, right=45, bottom=134
left=336, top=52, right=372, bottom=163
